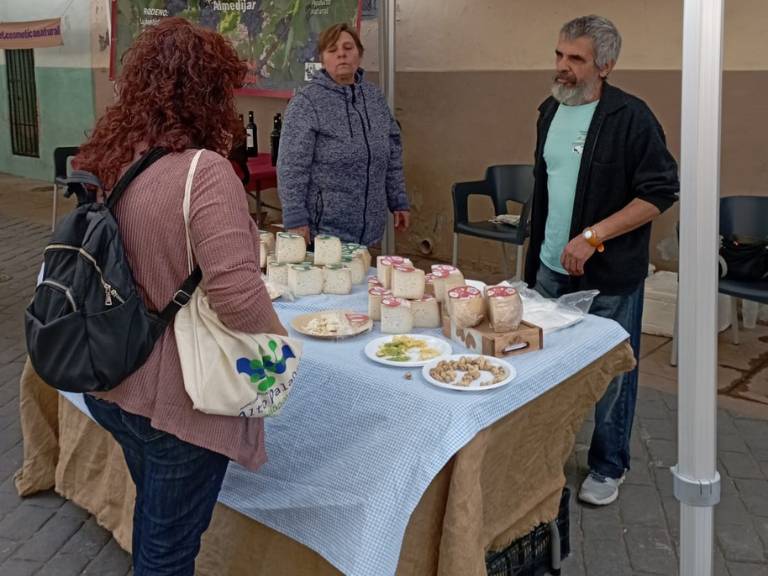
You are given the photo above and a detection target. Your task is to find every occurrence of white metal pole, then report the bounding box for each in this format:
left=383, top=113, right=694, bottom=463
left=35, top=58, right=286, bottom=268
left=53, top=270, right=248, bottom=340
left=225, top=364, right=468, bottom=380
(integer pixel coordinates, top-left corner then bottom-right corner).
left=674, top=0, right=724, bottom=575
left=378, top=0, right=396, bottom=255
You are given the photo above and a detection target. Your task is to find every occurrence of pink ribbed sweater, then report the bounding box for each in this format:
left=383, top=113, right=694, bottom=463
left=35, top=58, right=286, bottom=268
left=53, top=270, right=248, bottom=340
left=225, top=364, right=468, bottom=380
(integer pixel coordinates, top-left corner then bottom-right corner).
left=97, top=149, right=274, bottom=471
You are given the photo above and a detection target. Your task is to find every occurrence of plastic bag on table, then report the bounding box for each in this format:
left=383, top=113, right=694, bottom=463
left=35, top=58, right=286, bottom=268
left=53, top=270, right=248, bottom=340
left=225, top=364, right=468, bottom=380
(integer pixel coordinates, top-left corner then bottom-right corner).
left=499, top=280, right=599, bottom=334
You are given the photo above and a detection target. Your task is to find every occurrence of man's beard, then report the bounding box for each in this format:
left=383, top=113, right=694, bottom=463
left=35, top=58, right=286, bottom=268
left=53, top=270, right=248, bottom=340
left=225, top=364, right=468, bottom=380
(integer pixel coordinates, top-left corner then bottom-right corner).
left=551, top=74, right=601, bottom=106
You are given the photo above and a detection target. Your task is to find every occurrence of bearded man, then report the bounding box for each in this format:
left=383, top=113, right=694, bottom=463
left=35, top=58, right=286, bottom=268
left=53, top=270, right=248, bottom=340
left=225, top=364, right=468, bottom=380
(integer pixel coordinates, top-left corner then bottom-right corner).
left=524, top=15, right=679, bottom=505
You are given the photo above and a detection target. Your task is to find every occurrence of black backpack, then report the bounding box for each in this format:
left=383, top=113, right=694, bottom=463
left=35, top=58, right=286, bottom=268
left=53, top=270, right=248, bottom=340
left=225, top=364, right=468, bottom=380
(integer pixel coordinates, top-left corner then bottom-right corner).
left=25, top=148, right=201, bottom=393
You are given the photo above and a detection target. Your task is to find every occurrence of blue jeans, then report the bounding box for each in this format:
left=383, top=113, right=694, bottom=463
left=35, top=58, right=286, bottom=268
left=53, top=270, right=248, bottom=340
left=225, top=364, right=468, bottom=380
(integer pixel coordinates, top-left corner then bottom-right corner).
left=84, top=395, right=229, bottom=576
left=534, top=263, right=644, bottom=480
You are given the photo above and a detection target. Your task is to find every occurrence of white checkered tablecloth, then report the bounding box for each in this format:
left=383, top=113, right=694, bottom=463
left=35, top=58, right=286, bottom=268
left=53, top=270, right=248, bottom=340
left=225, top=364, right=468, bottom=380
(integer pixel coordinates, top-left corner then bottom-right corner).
left=63, top=280, right=629, bottom=576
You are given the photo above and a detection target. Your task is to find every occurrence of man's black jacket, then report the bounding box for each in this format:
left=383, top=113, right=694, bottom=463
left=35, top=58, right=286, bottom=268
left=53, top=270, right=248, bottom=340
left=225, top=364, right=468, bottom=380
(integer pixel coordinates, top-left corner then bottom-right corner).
left=524, top=83, right=680, bottom=295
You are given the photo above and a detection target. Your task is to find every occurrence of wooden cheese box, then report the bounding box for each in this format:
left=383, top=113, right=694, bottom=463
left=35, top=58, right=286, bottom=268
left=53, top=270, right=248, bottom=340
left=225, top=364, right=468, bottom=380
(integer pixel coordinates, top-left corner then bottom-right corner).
left=441, top=315, right=543, bottom=357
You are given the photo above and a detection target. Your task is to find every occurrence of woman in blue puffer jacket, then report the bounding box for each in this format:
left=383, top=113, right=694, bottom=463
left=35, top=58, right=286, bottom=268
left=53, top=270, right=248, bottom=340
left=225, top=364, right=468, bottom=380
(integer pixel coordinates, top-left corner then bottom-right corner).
left=277, top=22, right=410, bottom=247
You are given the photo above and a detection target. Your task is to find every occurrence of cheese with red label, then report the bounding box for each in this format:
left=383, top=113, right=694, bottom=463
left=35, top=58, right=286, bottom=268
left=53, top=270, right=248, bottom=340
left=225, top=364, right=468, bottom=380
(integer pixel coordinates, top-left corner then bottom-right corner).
left=276, top=232, right=307, bottom=264
left=376, top=256, right=412, bottom=288
left=323, top=264, right=352, bottom=295
left=487, top=285, right=524, bottom=332
left=380, top=297, right=413, bottom=334
left=288, top=264, right=323, bottom=296
left=367, top=286, right=392, bottom=321
left=447, top=285, right=485, bottom=328
left=314, top=235, right=342, bottom=266
left=411, top=294, right=441, bottom=328
left=391, top=265, right=425, bottom=300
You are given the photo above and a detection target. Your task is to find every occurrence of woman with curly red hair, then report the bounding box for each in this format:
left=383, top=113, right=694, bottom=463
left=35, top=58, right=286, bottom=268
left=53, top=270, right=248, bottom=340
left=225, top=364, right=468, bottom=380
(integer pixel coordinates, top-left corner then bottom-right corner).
left=75, top=18, right=285, bottom=575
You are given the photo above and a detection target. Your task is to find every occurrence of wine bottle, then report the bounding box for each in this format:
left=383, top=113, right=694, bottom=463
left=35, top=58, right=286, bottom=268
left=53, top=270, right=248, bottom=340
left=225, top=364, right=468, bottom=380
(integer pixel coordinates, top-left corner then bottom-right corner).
left=246, top=111, right=258, bottom=157
left=270, top=113, right=282, bottom=166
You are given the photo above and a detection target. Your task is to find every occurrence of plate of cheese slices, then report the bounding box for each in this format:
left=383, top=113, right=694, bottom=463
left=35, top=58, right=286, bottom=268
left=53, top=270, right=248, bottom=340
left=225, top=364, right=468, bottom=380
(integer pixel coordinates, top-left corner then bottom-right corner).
left=365, top=334, right=452, bottom=368
left=291, top=310, right=372, bottom=339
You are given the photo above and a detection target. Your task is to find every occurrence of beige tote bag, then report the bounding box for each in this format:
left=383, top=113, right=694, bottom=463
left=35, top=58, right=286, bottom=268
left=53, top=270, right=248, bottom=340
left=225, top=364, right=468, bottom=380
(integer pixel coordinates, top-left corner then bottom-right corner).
left=174, top=150, right=302, bottom=417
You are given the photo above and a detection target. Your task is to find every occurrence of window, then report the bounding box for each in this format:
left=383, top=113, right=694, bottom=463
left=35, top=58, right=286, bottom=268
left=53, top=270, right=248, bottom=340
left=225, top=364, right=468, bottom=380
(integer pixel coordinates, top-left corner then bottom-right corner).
left=6, top=49, right=39, bottom=157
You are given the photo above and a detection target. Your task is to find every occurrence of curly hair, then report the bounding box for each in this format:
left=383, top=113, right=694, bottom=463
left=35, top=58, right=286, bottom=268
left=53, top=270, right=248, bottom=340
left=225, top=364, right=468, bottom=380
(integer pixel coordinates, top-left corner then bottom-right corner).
left=74, top=17, right=247, bottom=189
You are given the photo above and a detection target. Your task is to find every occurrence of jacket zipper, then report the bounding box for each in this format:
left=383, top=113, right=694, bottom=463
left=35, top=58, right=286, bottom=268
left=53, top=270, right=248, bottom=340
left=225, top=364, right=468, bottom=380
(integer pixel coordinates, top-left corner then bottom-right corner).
left=39, top=279, right=78, bottom=311
left=351, top=86, right=372, bottom=245
left=44, top=244, right=125, bottom=306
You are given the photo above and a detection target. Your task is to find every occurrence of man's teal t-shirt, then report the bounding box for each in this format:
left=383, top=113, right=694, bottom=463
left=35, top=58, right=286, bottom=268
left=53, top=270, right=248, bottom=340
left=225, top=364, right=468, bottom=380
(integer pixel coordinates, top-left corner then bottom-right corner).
left=540, top=100, right=599, bottom=275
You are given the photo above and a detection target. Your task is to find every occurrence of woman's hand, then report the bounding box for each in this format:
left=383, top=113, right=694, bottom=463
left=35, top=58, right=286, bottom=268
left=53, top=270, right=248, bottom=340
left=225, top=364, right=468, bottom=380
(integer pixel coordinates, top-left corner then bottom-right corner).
left=287, top=226, right=311, bottom=245
left=394, top=211, right=410, bottom=231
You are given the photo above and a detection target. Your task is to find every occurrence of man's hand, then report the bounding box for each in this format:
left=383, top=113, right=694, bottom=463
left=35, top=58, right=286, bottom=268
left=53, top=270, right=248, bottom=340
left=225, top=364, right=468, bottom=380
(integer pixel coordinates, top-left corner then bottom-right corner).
left=287, top=226, right=311, bottom=245
left=394, top=211, right=410, bottom=231
left=560, top=234, right=596, bottom=276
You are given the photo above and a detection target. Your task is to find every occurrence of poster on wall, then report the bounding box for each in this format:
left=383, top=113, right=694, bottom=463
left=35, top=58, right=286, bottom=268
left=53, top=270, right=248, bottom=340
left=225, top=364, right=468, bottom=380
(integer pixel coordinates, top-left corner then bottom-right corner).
left=111, top=0, right=361, bottom=98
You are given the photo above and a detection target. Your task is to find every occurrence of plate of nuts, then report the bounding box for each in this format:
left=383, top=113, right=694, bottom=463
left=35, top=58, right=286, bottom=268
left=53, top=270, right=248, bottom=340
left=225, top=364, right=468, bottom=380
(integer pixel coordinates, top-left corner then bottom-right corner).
left=422, top=354, right=516, bottom=391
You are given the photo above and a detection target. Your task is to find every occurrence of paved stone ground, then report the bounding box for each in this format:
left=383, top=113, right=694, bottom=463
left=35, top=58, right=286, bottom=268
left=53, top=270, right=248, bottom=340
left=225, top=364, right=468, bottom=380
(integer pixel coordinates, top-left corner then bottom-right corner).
left=0, top=175, right=767, bottom=575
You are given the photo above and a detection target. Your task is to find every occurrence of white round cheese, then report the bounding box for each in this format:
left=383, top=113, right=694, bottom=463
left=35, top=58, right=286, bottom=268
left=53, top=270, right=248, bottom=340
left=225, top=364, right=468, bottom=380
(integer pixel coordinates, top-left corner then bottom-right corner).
left=276, top=232, right=307, bottom=264
left=380, top=297, right=413, bottom=334
left=259, top=240, right=268, bottom=269
left=487, top=285, right=524, bottom=332
left=288, top=264, right=323, bottom=296
left=447, top=285, right=485, bottom=328
left=314, top=235, right=343, bottom=266
left=411, top=294, right=441, bottom=328
left=341, top=254, right=367, bottom=284
left=267, top=261, right=289, bottom=286
left=391, top=265, right=425, bottom=300
left=367, top=286, right=392, bottom=321
left=259, top=231, right=275, bottom=255
left=323, top=264, right=353, bottom=295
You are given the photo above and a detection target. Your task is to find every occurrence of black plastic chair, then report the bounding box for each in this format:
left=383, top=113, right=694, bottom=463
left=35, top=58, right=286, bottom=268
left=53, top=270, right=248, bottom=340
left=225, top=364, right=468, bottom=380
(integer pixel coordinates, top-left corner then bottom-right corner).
left=671, top=196, right=768, bottom=365
left=719, top=195, right=768, bottom=343
left=451, top=165, right=534, bottom=279
left=52, top=146, right=80, bottom=230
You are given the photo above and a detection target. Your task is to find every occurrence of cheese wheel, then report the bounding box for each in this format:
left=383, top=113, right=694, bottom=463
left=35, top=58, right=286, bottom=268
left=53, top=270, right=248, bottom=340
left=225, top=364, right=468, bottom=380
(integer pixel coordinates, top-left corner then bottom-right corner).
left=367, top=286, right=392, bottom=321
left=432, top=264, right=465, bottom=292
left=259, top=240, right=268, bottom=269
left=259, top=231, right=275, bottom=255
left=267, top=261, right=289, bottom=286
left=314, top=235, right=342, bottom=266
left=411, top=294, right=441, bottom=328
left=424, top=273, right=436, bottom=297
left=447, top=285, right=485, bottom=328
left=341, top=254, right=367, bottom=284
left=391, top=265, right=426, bottom=300
left=276, top=232, right=307, bottom=264
left=367, top=275, right=383, bottom=289
left=380, top=296, right=413, bottom=334
left=376, top=256, right=412, bottom=288
left=323, top=264, right=352, bottom=295
left=487, top=286, right=524, bottom=332
left=356, top=247, right=372, bottom=271
left=431, top=269, right=450, bottom=302
left=288, top=264, right=323, bottom=296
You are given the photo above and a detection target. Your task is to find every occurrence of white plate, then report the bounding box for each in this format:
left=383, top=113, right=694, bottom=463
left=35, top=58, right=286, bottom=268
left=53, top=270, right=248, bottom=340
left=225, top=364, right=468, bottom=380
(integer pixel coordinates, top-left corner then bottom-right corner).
left=422, top=354, right=516, bottom=391
left=364, top=334, right=452, bottom=368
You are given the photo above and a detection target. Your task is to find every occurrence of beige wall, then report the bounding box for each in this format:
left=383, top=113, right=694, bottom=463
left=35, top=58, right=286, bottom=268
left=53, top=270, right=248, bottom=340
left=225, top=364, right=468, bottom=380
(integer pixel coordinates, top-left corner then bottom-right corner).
left=90, top=1, right=768, bottom=278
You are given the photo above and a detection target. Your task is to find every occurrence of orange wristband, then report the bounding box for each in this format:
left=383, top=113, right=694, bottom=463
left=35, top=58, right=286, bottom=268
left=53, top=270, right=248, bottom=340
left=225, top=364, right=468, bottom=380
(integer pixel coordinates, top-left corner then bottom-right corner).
left=583, top=227, right=605, bottom=253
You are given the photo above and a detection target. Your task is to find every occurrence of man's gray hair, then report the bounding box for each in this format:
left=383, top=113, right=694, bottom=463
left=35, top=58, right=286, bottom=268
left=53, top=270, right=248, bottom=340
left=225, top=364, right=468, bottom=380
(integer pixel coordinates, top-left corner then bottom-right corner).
left=560, top=15, right=622, bottom=69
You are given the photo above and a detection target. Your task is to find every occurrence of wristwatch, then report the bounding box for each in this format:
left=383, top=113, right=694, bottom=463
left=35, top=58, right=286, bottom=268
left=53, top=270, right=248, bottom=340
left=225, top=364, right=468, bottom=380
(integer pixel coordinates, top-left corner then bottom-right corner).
left=582, top=227, right=605, bottom=253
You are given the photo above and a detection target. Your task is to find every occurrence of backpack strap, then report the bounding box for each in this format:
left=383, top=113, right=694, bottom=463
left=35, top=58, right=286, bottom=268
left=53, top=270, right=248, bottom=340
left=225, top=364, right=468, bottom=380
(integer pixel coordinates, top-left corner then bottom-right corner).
left=106, top=147, right=170, bottom=211
left=158, top=265, right=202, bottom=322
